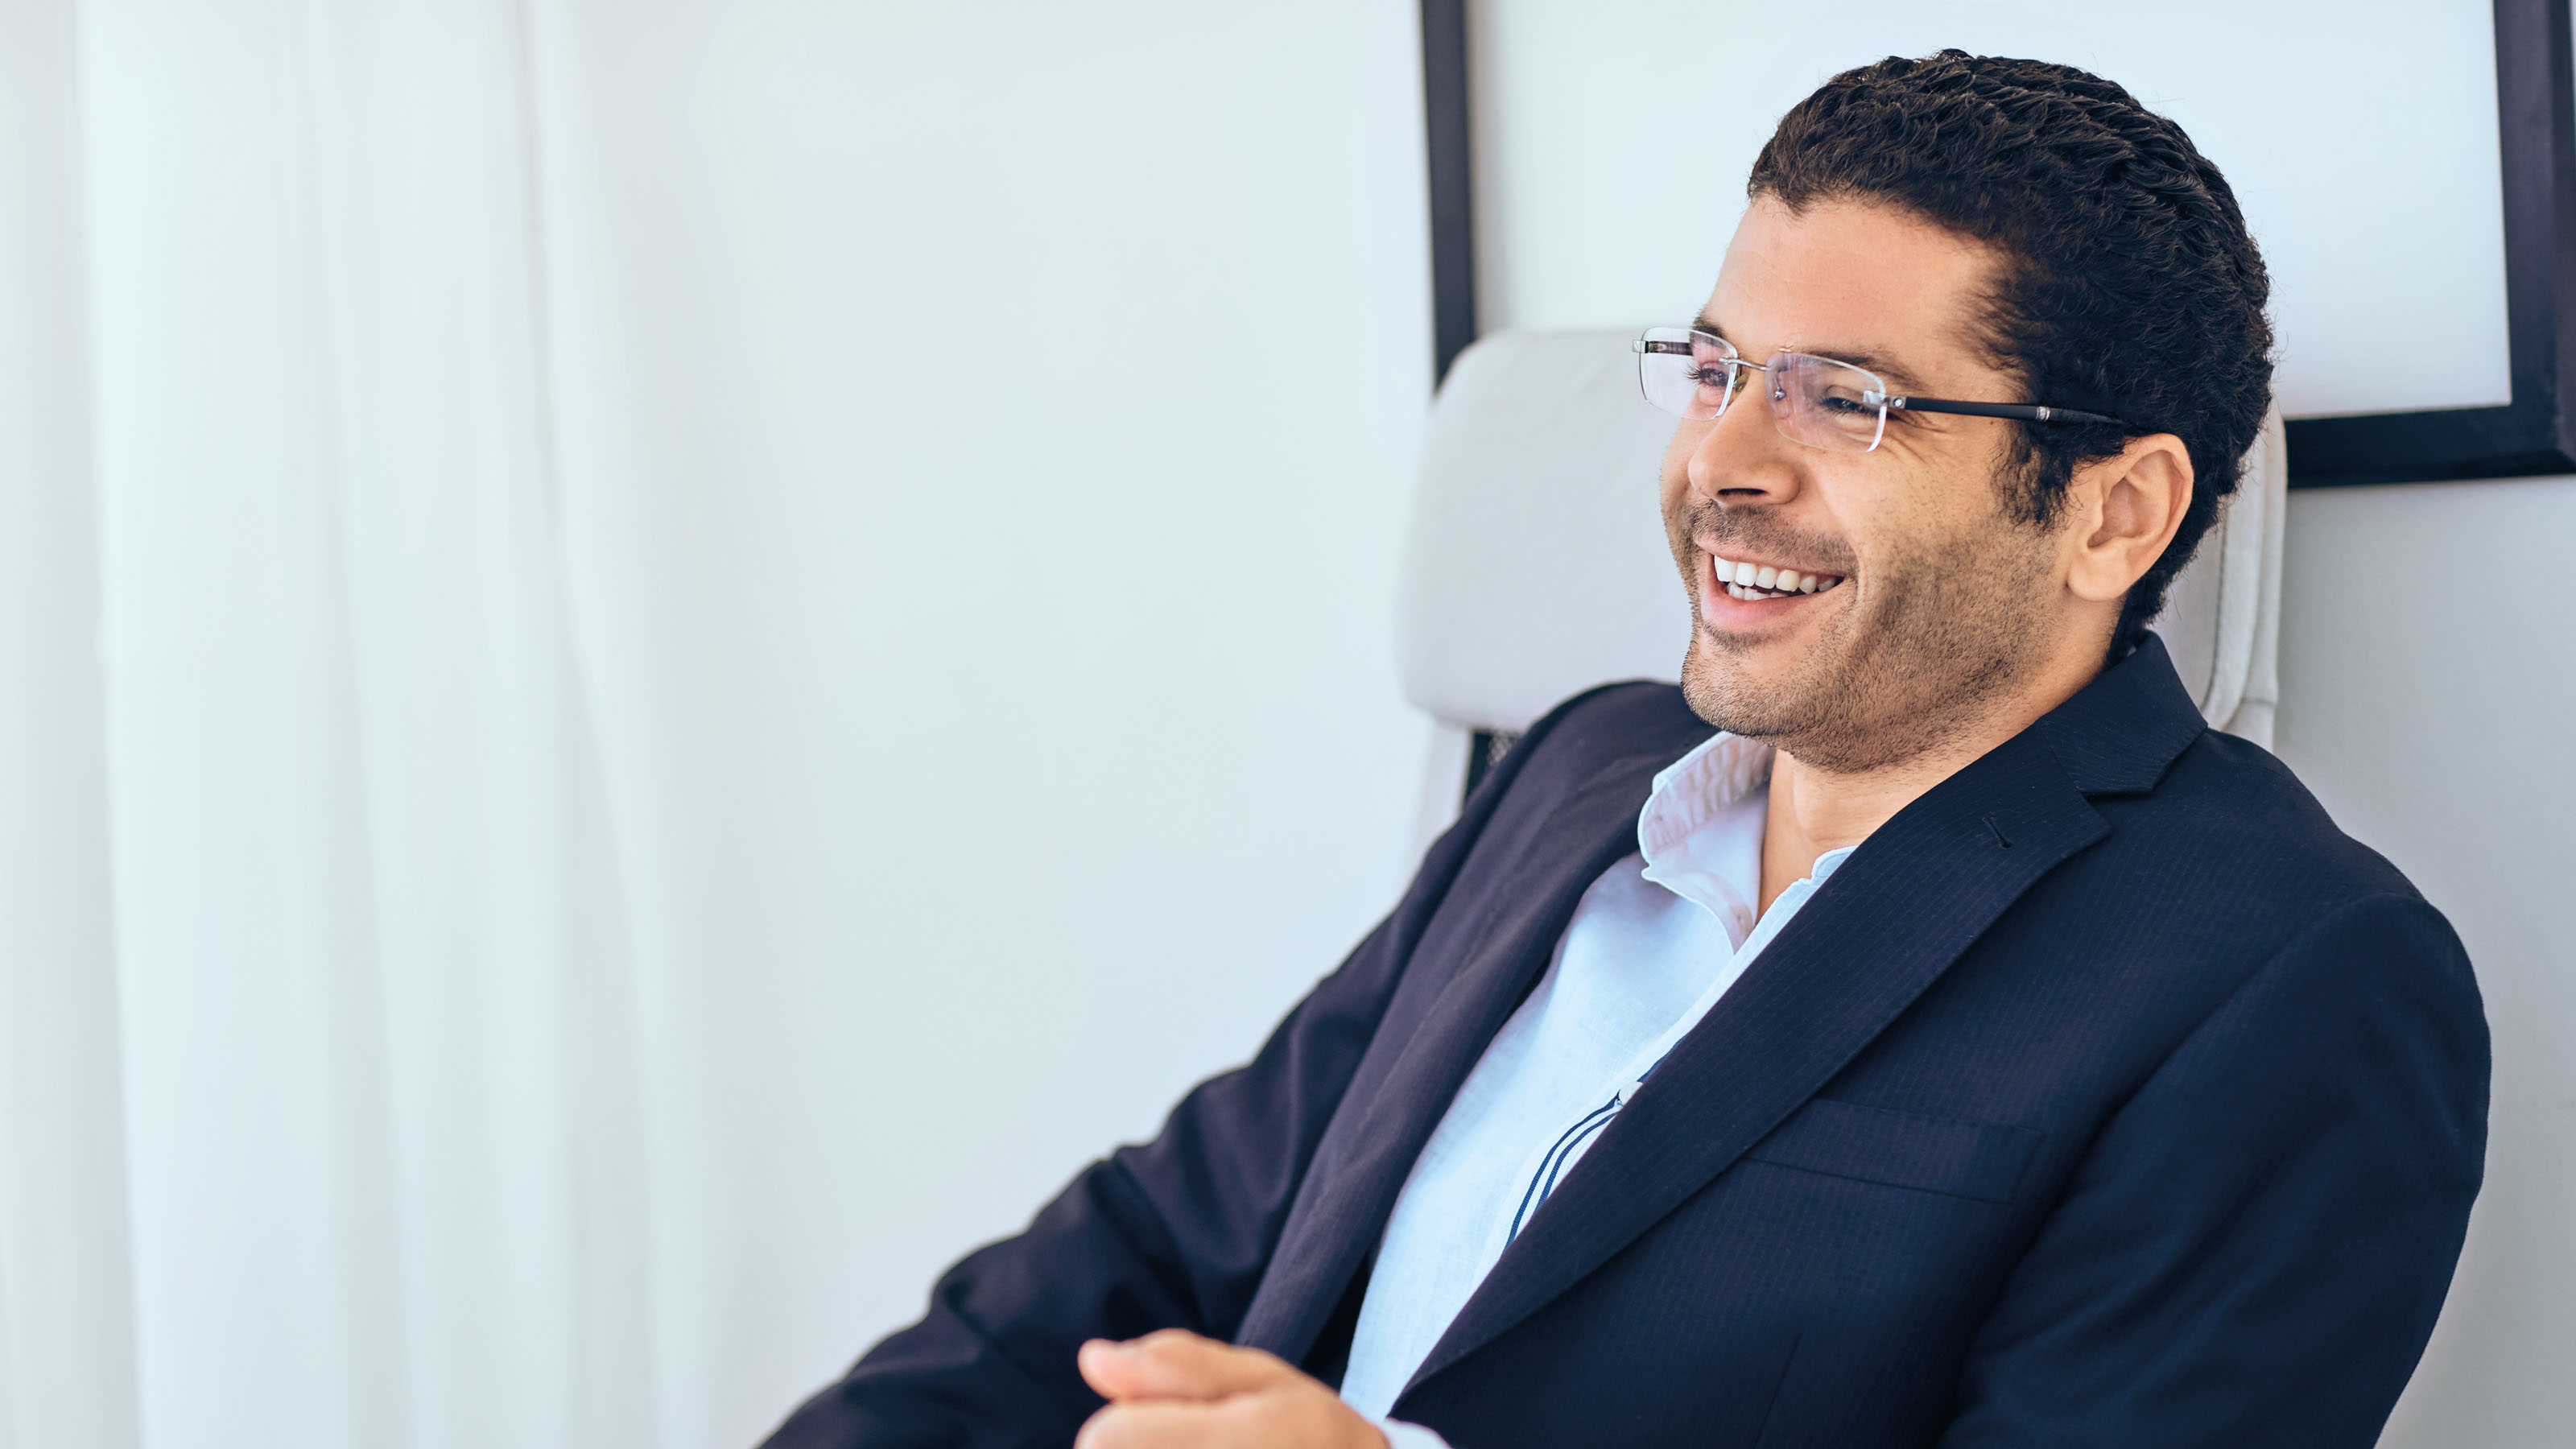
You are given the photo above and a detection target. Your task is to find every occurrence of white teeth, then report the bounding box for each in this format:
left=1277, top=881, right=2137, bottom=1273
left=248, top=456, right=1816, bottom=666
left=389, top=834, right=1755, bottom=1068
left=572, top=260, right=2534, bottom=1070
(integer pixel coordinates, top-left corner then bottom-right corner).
left=1713, top=553, right=1847, bottom=600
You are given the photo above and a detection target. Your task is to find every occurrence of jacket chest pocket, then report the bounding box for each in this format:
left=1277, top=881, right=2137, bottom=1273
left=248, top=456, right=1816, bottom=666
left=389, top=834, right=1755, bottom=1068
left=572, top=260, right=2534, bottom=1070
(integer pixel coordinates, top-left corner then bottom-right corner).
left=1744, top=1097, right=2044, bottom=1204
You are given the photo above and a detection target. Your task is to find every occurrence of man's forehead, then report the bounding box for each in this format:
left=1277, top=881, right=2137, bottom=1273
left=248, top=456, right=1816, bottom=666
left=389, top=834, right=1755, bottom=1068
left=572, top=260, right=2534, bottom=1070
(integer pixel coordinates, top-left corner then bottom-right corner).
left=1701, top=196, right=2003, bottom=390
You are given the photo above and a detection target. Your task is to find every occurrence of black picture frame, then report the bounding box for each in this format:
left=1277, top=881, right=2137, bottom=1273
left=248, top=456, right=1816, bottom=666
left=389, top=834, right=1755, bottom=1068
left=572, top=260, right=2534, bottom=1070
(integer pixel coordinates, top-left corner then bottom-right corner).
left=1417, top=0, right=2576, bottom=489
left=1422, top=0, right=1478, bottom=386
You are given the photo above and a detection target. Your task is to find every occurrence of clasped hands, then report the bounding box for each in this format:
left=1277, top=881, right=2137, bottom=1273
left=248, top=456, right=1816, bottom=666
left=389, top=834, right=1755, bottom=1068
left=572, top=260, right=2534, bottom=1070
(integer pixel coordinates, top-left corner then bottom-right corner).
left=1074, top=1329, right=1391, bottom=1449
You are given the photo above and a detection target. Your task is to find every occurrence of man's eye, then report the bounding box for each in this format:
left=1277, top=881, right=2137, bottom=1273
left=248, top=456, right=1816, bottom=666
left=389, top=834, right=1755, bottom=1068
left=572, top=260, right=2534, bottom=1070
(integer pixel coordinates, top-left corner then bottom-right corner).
left=1816, top=393, right=1871, bottom=415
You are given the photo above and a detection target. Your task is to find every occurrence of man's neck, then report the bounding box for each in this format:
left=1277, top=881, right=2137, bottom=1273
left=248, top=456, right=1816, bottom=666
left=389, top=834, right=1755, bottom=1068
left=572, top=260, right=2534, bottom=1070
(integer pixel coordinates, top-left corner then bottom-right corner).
left=1755, top=643, right=2116, bottom=914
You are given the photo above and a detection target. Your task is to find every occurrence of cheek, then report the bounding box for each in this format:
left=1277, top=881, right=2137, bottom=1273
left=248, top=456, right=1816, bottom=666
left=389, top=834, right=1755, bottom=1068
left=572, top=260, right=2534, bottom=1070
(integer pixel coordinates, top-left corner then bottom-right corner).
left=1794, top=463, right=1895, bottom=571
left=1657, top=430, right=1704, bottom=540
left=1839, top=458, right=1995, bottom=576
left=1658, top=426, right=1701, bottom=499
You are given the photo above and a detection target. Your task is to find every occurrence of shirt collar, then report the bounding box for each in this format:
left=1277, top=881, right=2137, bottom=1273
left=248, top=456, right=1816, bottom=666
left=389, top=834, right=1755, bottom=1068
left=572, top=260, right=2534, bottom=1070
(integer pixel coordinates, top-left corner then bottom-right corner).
left=1637, top=731, right=1773, bottom=862
left=1633, top=733, right=1774, bottom=944
left=1633, top=732, right=1859, bottom=949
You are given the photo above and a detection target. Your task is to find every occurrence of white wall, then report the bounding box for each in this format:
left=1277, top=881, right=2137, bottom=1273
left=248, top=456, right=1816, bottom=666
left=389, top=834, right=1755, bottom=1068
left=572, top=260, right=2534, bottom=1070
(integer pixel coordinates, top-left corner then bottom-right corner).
left=2277, top=477, right=2576, bottom=1447
left=526, top=2, right=1435, bottom=1437
left=1468, top=3, right=2576, bottom=1444
left=1472, top=0, right=2510, bottom=418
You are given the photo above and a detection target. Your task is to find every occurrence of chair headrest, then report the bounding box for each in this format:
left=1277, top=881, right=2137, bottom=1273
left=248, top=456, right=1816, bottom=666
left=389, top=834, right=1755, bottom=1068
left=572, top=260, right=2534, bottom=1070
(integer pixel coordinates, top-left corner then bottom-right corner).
left=1396, top=329, right=2285, bottom=745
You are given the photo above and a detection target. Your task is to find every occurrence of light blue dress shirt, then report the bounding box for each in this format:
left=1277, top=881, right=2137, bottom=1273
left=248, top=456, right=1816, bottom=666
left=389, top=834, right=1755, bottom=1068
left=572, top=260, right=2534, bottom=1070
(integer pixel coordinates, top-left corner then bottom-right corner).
left=1340, top=732, right=1856, bottom=1443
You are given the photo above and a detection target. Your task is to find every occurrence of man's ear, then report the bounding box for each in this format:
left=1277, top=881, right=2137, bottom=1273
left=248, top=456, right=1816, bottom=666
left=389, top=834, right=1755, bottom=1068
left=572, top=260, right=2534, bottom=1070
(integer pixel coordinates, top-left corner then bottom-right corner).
left=2064, top=433, right=2194, bottom=605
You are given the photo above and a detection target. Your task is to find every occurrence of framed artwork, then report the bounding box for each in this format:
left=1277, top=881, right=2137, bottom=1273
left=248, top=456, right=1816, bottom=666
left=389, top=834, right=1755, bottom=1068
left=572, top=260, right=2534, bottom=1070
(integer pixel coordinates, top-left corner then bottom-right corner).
left=1418, top=0, right=2576, bottom=489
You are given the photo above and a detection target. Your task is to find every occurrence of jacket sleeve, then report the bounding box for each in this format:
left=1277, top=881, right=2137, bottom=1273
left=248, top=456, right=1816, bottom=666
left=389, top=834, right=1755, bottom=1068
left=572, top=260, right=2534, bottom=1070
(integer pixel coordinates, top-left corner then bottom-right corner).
left=1938, top=892, right=2490, bottom=1449
left=756, top=695, right=1616, bottom=1449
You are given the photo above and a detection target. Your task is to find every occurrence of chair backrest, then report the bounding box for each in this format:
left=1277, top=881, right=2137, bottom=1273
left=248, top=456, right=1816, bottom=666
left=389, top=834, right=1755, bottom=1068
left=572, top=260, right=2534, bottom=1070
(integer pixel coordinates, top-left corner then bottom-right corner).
left=1397, top=328, right=2287, bottom=843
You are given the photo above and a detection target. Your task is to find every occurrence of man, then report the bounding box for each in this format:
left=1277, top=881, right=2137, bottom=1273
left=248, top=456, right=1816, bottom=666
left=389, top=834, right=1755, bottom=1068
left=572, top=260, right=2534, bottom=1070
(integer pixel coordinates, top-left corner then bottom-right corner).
left=764, top=51, right=2487, bottom=1449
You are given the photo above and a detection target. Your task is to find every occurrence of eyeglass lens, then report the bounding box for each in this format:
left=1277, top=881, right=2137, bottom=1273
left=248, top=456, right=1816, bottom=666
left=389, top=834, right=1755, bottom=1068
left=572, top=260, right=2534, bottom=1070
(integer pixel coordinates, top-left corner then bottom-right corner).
left=1635, top=328, right=1890, bottom=453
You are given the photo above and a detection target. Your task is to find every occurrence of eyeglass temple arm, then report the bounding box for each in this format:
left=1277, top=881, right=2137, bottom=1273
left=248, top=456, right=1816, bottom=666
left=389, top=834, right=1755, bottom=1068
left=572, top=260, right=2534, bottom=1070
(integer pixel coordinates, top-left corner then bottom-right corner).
left=1636, top=338, right=2125, bottom=427
left=1868, top=393, right=2126, bottom=427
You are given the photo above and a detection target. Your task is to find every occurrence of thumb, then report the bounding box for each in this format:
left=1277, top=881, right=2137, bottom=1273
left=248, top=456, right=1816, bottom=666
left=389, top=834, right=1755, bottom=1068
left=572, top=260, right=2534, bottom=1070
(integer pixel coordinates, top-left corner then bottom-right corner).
left=1078, top=1329, right=1301, bottom=1403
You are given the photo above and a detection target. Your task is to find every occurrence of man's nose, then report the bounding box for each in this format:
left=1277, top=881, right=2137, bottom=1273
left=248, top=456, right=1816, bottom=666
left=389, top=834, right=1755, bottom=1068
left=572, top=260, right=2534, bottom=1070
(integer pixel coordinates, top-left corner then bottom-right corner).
left=1686, top=382, right=1802, bottom=507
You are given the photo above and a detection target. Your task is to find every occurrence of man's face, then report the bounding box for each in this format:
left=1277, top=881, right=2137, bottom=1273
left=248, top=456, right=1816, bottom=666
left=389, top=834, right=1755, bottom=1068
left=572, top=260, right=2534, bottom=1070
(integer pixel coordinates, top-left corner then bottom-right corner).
left=1662, top=195, right=2070, bottom=774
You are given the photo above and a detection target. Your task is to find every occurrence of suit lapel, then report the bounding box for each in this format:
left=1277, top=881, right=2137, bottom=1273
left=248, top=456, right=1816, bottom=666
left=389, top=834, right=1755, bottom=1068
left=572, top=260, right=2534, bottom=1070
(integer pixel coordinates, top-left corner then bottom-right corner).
left=1235, top=744, right=1692, bottom=1359
left=1403, top=726, right=2111, bottom=1391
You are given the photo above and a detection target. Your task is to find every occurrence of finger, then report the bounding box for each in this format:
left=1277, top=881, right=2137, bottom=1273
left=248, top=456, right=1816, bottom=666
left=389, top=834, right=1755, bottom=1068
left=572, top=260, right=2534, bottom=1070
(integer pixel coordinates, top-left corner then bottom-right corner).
left=1078, top=1329, right=1299, bottom=1402
left=1079, top=1384, right=1388, bottom=1449
left=1073, top=1397, right=1236, bottom=1449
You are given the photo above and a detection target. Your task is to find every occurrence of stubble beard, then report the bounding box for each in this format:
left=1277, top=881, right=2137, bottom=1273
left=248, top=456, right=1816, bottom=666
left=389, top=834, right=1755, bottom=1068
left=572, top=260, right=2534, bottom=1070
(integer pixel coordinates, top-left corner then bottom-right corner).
left=1673, top=496, right=2060, bottom=776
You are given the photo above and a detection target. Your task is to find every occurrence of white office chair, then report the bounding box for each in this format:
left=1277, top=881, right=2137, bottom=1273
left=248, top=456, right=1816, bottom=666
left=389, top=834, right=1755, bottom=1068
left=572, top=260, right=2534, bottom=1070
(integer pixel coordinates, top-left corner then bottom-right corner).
left=1397, top=328, right=2288, bottom=849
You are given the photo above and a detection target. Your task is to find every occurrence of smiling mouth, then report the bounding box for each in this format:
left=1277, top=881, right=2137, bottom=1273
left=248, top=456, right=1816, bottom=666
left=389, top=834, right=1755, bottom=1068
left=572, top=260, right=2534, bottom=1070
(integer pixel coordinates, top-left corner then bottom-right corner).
left=1711, top=553, right=1847, bottom=601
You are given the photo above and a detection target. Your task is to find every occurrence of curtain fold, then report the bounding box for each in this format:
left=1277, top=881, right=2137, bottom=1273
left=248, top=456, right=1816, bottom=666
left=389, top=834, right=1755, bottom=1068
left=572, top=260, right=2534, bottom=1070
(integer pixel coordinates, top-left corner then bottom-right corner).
left=8, top=0, right=667, bottom=1443
left=0, top=2, right=142, bottom=1446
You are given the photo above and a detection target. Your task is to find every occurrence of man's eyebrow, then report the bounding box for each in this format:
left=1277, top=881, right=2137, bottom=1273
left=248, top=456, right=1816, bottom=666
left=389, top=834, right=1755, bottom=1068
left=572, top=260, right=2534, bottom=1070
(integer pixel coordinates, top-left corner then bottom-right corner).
left=1814, top=347, right=1938, bottom=395
left=1690, top=312, right=1938, bottom=394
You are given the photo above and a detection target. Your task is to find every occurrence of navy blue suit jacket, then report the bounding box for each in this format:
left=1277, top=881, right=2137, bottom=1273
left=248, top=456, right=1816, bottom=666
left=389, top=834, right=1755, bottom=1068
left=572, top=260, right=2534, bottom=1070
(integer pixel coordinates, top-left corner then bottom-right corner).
left=765, top=636, right=2487, bottom=1448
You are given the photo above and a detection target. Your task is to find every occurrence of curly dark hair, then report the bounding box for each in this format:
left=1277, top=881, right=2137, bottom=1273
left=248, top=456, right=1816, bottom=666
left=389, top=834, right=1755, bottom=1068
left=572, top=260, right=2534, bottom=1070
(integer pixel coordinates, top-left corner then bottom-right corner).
left=1748, top=51, right=2274, bottom=654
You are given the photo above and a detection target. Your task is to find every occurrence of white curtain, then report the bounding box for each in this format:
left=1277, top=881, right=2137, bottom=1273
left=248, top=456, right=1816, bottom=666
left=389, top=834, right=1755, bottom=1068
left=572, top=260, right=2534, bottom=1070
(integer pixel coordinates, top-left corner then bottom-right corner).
left=0, top=6, right=138, bottom=1443
left=4, top=0, right=668, bottom=1445
left=0, top=1, right=1435, bottom=1445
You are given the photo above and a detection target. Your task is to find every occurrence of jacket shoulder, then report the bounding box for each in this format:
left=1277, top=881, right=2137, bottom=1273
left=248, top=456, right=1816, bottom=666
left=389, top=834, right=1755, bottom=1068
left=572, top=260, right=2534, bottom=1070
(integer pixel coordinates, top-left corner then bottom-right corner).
left=2095, top=725, right=2436, bottom=935
left=1509, top=680, right=1711, bottom=774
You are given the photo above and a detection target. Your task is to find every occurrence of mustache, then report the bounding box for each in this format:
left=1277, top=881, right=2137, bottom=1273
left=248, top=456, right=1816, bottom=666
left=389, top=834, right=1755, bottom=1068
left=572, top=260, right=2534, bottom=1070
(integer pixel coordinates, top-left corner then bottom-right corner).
left=1675, top=495, right=1860, bottom=576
